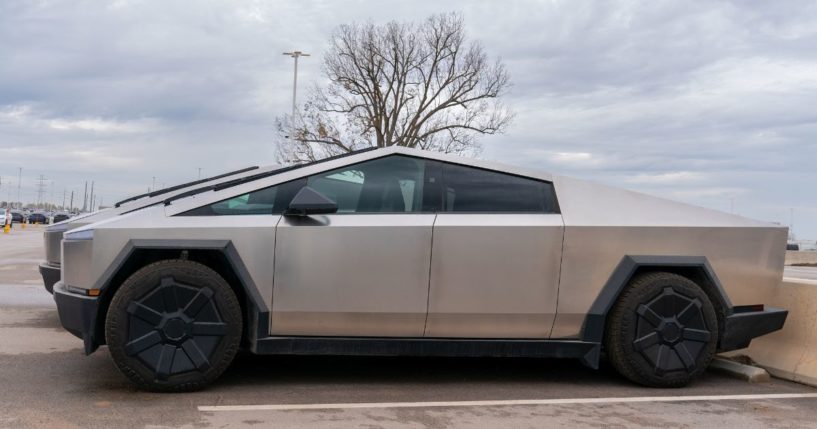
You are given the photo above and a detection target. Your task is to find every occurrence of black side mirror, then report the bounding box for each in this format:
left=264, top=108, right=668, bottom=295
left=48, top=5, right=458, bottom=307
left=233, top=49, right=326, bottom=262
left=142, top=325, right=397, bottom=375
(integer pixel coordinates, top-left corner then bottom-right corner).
left=285, top=186, right=338, bottom=216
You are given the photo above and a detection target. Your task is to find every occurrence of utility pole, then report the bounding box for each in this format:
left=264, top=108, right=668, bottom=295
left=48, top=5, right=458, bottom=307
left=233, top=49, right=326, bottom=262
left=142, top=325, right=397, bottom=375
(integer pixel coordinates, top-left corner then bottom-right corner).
left=89, top=181, right=95, bottom=211
left=82, top=181, right=88, bottom=212
left=17, top=167, right=22, bottom=209
left=69, top=191, right=74, bottom=212
left=62, top=189, right=66, bottom=209
left=283, top=50, right=310, bottom=118
left=198, top=167, right=202, bottom=179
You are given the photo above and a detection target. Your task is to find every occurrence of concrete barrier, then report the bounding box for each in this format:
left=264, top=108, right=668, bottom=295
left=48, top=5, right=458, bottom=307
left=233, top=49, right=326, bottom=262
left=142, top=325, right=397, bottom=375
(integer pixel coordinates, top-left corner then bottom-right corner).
left=726, top=278, right=817, bottom=386
left=786, top=251, right=817, bottom=266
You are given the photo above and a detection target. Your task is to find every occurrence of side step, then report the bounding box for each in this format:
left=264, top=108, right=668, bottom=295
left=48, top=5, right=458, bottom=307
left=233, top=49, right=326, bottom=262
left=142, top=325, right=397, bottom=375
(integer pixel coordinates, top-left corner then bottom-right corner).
left=253, top=336, right=601, bottom=369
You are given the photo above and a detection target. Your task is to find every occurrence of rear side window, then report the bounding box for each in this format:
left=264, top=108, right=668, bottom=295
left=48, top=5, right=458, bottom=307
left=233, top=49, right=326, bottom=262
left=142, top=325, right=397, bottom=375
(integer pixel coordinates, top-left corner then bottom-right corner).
left=441, top=163, right=558, bottom=213
left=180, top=179, right=306, bottom=216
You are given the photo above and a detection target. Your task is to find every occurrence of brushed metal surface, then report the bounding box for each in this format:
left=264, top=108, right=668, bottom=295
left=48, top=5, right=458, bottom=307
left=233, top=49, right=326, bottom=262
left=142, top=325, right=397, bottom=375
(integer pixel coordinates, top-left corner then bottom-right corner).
left=550, top=175, right=788, bottom=338
left=272, top=214, right=435, bottom=337
left=59, top=147, right=788, bottom=345
left=425, top=214, right=564, bottom=338
left=44, top=229, right=63, bottom=264
left=61, top=239, right=93, bottom=289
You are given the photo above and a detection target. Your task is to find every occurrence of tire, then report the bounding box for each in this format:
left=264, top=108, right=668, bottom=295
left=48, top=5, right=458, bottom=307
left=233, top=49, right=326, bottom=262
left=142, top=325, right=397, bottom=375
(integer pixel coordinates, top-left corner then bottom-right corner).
left=605, top=272, right=718, bottom=387
left=105, top=259, right=242, bottom=392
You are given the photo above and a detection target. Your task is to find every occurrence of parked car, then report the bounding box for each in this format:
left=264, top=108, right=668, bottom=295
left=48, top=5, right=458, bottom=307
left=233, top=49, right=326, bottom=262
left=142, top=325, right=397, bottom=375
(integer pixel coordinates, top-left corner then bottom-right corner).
left=52, top=211, right=71, bottom=223
left=10, top=209, right=24, bottom=224
left=38, top=165, right=274, bottom=293
left=53, top=147, right=788, bottom=391
left=0, top=208, right=10, bottom=228
left=786, top=243, right=800, bottom=251
left=27, top=211, right=48, bottom=224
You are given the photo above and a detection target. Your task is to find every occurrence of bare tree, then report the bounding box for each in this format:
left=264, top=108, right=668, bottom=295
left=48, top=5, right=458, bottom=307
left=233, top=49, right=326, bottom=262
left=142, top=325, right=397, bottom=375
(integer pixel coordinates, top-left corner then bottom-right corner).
left=276, top=13, right=513, bottom=163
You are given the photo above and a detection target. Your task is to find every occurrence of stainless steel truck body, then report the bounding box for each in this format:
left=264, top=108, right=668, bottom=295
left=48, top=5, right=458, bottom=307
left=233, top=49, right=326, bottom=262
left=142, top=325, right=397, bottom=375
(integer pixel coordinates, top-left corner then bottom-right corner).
left=52, top=147, right=788, bottom=391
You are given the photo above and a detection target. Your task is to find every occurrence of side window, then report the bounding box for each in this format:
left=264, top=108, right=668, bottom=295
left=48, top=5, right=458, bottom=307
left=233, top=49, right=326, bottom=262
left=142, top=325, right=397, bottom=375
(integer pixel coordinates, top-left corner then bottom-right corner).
left=442, top=163, right=558, bottom=213
left=180, top=179, right=306, bottom=216
left=307, top=155, right=426, bottom=213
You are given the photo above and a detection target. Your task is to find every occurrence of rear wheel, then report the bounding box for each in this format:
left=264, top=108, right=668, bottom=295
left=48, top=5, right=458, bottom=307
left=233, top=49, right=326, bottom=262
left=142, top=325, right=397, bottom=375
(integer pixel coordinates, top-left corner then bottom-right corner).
left=605, top=272, right=718, bottom=387
left=105, top=259, right=242, bottom=392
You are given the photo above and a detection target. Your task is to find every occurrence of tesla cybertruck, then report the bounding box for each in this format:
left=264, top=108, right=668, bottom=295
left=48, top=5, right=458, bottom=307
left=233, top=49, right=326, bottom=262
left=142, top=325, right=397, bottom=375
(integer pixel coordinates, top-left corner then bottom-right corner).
left=53, top=147, right=788, bottom=391
left=38, top=164, right=286, bottom=293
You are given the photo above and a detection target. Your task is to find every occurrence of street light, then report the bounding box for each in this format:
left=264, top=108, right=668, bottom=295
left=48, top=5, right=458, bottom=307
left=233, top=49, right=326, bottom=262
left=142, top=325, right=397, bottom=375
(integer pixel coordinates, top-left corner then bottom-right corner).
left=283, top=50, right=310, bottom=118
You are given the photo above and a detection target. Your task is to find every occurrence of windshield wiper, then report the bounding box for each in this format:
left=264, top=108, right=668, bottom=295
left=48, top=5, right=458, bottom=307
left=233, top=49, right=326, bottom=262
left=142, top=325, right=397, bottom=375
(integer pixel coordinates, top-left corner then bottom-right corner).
left=163, top=147, right=379, bottom=206
left=114, top=166, right=260, bottom=207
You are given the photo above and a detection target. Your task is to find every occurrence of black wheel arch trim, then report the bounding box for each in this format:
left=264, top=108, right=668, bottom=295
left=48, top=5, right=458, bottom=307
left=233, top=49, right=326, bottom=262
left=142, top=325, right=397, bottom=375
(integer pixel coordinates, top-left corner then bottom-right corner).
left=581, top=255, right=733, bottom=346
left=88, top=239, right=269, bottom=353
left=580, top=255, right=787, bottom=357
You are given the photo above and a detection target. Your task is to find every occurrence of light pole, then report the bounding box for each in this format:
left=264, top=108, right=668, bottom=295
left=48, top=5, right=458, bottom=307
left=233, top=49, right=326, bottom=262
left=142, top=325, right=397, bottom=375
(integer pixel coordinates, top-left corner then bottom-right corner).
left=16, top=167, right=21, bottom=208
left=283, top=50, right=310, bottom=118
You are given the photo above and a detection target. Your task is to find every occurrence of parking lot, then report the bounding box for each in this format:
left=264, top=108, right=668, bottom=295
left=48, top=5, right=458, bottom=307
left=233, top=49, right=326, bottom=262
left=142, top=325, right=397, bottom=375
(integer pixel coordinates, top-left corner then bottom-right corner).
left=2, top=227, right=817, bottom=428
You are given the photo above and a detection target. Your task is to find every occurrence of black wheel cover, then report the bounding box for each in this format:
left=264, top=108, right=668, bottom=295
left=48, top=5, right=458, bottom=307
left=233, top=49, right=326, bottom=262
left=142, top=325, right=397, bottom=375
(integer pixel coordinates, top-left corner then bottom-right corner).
left=633, top=287, right=712, bottom=376
left=124, top=276, right=228, bottom=380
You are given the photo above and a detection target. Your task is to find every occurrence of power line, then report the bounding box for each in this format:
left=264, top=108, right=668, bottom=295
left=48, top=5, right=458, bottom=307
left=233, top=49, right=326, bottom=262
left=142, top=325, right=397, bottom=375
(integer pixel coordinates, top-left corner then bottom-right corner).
left=35, top=175, right=47, bottom=208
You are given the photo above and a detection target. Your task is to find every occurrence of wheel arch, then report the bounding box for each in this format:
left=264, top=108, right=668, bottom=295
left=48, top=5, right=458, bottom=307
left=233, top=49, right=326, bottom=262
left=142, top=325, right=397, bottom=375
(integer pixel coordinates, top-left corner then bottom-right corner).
left=581, top=255, right=733, bottom=348
left=92, top=239, right=269, bottom=350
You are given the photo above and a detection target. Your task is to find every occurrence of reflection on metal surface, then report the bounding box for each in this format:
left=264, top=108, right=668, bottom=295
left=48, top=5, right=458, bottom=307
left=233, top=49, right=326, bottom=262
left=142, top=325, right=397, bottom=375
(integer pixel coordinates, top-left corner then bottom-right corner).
left=426, top=214, right=563, bottom=338
left=273, top=214, right=435, bottom=336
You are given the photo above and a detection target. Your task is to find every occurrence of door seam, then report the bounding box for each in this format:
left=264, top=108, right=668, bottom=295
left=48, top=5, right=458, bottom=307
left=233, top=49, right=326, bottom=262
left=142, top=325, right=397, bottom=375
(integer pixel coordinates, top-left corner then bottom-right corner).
left=548, top=215, right=567, bottom=338
left=422, top=213, right=437, bottom=336
left=269, top=214, right=283, bottom=335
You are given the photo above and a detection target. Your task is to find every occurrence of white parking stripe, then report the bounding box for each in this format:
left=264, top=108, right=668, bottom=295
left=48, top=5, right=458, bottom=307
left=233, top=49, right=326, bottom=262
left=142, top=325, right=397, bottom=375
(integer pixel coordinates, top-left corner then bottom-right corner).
left=199, top=392, right=817, bottom=412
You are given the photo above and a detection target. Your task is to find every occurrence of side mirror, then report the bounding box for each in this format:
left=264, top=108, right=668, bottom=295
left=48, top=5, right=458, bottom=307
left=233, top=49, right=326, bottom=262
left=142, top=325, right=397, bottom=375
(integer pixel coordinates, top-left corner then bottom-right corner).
left=284, top=186, right=338, bottom=216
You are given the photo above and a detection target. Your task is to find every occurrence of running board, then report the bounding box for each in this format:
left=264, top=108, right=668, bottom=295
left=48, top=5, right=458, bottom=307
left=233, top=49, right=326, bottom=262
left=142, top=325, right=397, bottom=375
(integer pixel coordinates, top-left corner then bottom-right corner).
left=253, top=336, right=601, bottom=369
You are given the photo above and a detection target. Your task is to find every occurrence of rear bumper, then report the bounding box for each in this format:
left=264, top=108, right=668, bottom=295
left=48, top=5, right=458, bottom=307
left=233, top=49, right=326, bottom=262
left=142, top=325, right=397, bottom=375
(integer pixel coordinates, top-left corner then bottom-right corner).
left=53, top=281, right=100, bottom=355
left=718, top=305, right=788, bottom=352
left=38, top=262, right=61, bottom=294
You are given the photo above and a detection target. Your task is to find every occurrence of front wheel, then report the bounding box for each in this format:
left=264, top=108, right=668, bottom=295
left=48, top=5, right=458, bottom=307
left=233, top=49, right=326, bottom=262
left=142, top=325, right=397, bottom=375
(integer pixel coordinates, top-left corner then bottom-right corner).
left=605, top=272, right=718, bottom=387
left=105, top=259, right=242, bottom=392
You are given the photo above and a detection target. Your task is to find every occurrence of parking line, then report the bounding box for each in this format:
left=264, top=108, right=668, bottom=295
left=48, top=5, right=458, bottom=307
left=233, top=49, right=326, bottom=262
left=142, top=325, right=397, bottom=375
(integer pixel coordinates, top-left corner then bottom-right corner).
left=199, top=392, right=817, bottom=412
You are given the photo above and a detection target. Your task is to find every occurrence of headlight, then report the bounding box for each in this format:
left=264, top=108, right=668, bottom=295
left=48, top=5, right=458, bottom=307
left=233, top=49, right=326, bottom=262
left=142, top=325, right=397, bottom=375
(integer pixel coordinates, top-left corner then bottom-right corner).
left=65, top=229, right=94, bottom=240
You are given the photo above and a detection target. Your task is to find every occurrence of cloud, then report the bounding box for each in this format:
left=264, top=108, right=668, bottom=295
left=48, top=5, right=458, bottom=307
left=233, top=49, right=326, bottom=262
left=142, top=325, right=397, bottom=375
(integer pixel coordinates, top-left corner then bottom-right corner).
left=0, top=0, right=815, bottom=238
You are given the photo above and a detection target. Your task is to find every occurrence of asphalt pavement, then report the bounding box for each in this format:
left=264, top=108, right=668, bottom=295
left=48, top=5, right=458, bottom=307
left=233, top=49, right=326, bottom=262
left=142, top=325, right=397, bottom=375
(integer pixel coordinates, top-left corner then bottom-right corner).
left=2, top=227, right=817, bottom=428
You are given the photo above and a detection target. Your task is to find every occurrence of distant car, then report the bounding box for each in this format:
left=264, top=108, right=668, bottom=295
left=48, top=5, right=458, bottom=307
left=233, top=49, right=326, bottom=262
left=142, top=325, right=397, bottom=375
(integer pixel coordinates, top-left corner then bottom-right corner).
left=52, top=212, right=71, bottom=223
left=27, top=212, right=48, bottom=224
left=786, top=243, right=800, bottom=251
left=10, top=210, right=24, bottom=223
left=0, top=208, right=10, bottom=228
left=54, top=147, right=789, bottom=392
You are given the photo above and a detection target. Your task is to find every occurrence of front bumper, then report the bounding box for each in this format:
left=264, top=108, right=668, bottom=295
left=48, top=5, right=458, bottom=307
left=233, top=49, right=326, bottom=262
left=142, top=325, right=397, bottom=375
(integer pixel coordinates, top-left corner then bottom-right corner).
left=718, top=305, right=788, bottom=352
left=53, top=281, right=101, bottom=355
left=38, top=262, right=61, bottom=294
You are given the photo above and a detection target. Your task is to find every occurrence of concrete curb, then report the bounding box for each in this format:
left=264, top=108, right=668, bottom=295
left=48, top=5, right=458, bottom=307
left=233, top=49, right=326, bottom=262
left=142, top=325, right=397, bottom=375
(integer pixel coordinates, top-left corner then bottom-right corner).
left=710, top=357, right=770, bottom=383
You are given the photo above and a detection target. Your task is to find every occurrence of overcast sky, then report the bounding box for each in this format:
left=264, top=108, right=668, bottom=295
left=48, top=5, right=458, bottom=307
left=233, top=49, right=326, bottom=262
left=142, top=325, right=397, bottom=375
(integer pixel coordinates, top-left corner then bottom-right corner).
left=1, top=0, right=815, bottom=239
